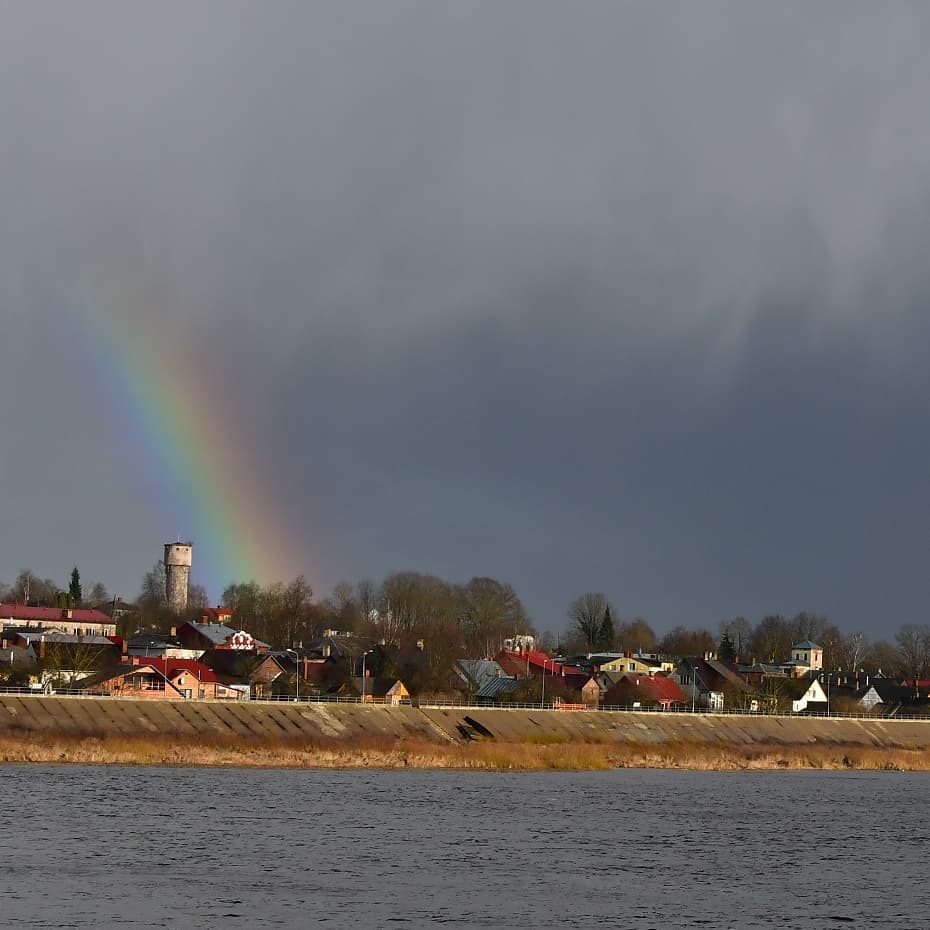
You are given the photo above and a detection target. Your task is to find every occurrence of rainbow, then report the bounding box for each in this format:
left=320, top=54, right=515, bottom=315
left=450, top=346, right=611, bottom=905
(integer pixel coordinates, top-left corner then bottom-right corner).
left=62, top=274, right=307, bottom=601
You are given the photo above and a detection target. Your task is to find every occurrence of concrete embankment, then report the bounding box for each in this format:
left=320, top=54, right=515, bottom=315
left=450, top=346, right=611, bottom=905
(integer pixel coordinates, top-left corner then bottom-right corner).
left=2, top=695, right=930, bottom=751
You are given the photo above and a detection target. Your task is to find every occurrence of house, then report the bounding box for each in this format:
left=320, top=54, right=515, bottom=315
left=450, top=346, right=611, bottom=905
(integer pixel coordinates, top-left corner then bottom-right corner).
left=856, top=680, right=923, bottom=715
left=580, top=676, right=601, bottom=708
left=790, top=640, right=823, bottom=672
left=602, top=673, right=689, bottom=709
left=5, top=632, right=121, bottom=686
left=200, top=649, right=288, bottom=698
left=127, top=632, right=202, bottom=661
left=494, top=650, right=589, bottom=688
left=596, top=653, right=673, bottom=675
left=77, top=657, right=246, bottom=700
left=787, top=677, right=828, bottom=714
left=176, top=620, right=270, bottom=654
left=76, top=663, right=185, bottom=700
left=351, top=676, right=411, bottom=705
left=673, top=657, right=755, bottom=711
left=0, top=603, right=116, bottom=637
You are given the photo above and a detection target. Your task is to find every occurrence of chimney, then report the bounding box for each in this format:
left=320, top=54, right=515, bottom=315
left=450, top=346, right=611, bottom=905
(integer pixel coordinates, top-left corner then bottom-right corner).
left=38, top=636, right=46, bottom=659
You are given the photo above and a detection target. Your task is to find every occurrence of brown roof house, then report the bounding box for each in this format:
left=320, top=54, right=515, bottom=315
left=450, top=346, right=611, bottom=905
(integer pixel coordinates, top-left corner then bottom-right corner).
left=199, top=649, right=287, bottom=698
left=77, top=657, right=248, bottom=700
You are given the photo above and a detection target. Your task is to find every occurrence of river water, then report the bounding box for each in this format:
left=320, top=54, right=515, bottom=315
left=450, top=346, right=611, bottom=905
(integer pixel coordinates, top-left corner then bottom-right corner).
left=0, top=765, right=925, bottom=929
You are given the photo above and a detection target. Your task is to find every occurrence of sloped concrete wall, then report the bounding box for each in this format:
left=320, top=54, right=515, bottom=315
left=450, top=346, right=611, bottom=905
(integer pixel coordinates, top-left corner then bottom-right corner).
left=0, top=695, right=438, bottom=742
left=419, top=706, right=930, bottom=748
left=1, top=696, right=929, bottom=749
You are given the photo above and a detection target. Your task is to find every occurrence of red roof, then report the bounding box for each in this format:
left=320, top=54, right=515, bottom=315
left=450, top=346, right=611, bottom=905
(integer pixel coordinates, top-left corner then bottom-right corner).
left=131, top=657, right=220, bottom=683
left=495, top=650, right=588, bottom=680
left=0, top=603, right=112, bottom=624
left=604, top=673, right=688, bottom=706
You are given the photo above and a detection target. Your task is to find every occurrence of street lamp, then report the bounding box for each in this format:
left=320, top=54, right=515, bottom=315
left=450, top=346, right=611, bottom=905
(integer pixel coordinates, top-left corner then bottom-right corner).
left=286, top=649, right=300, bottom=702
left=541, top=659, right=551, bottom=707
left=360, top=650, right=373, bottom=703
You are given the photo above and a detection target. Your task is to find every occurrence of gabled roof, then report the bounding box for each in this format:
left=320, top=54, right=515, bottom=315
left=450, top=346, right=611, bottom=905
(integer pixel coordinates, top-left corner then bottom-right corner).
left=75, top=664, right=183, bottom=694
left=0, top=603, right=112, bottom=624
left=495, top=650, right=588, bottom=680
left=861, top=681, right=919, bottom=704
left=604, top=673, right=688, bottom=706
left=181, top=622, right=270, bottom=649
left=351, top=676, right=408, bottom=698
left=458, top=659, right=510, bottom=690
left=780, top=677, right=824, bottom=700
left=160, top=658, right=220, bottom=683
left=201, top=649, right=285, bottom=679
left=127, top=633, right=184, bottom=650
left=681, top=657, right=753, bottom=693
left=476, top=676, right=522, bottom=700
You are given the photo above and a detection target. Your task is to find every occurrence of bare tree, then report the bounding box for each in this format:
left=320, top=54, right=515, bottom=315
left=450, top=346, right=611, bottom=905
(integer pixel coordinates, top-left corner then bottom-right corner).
left=836, top=631, right=868, bottom=674
left=749, top=615, right=795, bottom=663
left=457, top=577, right=529, bottom=656
left=658, top=625, right=715, bottom=659
left=895, top=624, right=930, bottom=682
left=139, top=562, right=167, bottom=608
left=619, top=616, right=657, bottom=653
left=84, top=581, right=111, bottom=608
left=864, top=639, right=902, bottom=677
left=568, top=593, right=612, bottom=650
left=720, top=616, right=753, bottom=658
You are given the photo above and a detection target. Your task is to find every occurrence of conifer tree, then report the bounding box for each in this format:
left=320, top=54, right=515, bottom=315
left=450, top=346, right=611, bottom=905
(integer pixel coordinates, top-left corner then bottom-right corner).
left=599, top=605, right=615, bottom=650
left=69, top=566, right=82, bottom=606
left=718, top=630, right=736, bottom=664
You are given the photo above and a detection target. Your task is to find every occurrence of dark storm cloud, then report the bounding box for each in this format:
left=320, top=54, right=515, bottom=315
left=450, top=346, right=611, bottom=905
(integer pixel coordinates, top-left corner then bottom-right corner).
left=2, top=3, right=929, bottom=634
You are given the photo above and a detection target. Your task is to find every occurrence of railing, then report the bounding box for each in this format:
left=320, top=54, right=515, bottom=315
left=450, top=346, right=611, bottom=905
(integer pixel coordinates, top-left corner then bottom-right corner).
left=0, top=686, right=928, bottom=721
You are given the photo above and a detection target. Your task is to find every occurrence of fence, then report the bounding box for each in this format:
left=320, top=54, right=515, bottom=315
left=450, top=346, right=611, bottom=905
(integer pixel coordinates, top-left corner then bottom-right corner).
left=0, top=685, right=928, bottom=721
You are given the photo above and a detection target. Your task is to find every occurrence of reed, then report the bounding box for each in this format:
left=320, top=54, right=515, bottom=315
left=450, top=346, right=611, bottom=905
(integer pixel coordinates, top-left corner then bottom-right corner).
left=2, top=729, right=930, bottom=771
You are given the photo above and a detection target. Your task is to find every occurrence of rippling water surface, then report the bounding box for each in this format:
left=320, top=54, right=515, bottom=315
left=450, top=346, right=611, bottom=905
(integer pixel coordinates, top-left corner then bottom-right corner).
left=0, top=765, right=926, bottom=928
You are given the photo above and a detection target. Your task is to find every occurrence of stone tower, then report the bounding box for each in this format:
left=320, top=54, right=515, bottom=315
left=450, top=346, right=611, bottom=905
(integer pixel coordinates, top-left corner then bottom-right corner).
left=163, top=542, right=193, bottom=614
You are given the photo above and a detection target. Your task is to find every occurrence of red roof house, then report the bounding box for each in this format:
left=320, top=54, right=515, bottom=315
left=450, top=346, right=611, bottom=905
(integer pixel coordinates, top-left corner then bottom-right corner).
left=602, top=673, right=689, bottom=709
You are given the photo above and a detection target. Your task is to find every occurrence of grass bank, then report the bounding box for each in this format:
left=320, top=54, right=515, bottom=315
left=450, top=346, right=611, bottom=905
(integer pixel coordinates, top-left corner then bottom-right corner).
left=2, top=730, right=930, bottom=771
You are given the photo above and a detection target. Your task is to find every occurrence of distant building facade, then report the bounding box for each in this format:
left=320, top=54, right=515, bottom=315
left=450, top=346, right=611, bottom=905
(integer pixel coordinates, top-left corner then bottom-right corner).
left=0, top=604, right=116, bottom=637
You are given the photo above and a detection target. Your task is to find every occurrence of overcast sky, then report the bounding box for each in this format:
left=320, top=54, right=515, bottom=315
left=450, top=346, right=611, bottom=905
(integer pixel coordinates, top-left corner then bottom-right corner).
left=1, top=3, right=928, bottom=638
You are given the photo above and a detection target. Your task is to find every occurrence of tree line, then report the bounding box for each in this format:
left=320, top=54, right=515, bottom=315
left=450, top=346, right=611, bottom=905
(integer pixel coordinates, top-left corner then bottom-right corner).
left=3, top=565, right=929, bottom=684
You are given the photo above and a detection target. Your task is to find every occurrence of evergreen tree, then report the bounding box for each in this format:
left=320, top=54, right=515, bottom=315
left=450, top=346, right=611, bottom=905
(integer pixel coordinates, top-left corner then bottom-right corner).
left=69, top=566, right=82, bottom=606
left=599, top=605, right=615, bottom=650
left=718, top=630, right=736, bottom=664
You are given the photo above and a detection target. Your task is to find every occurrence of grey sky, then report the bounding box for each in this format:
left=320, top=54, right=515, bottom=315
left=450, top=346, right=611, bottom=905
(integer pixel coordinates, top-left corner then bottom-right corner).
left=1, top=4, right=928, bottom=637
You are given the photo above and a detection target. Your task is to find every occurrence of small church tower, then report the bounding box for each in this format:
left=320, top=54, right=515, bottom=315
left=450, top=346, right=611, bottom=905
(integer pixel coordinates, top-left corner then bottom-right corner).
left=163, top=541, right=193, bottom=614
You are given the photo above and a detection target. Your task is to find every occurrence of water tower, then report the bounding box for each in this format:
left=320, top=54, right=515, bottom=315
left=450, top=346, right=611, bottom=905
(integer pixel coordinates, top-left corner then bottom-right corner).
left=163, top=542, right=193, bottom=614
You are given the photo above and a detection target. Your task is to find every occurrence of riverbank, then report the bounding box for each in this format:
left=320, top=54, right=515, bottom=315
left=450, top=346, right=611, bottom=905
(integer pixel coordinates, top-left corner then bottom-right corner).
left=2, top=695, right=930, bottom=770
left=2, top=730, right=930, bottom=771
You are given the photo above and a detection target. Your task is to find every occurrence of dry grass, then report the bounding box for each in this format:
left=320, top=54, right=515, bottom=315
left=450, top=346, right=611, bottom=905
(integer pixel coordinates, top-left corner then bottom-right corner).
left=2, top=728, right=930, bottom=772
